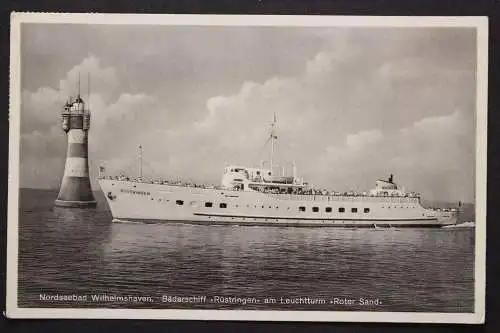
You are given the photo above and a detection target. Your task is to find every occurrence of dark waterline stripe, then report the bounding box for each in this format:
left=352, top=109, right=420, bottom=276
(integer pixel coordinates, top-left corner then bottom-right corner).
left=193, top=212, right=438, bottom=222
left=114, top=218, right=445, bottom=228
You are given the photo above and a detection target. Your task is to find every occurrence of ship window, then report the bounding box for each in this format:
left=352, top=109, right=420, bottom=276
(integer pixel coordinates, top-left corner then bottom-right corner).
left=256, top=171, right=260, bottom=175
left=338, top=207, right=345, bottom=213
left=176, top=200, right=184, bottom=206
left=205, top=202, right=213, bottom=207
left=268, top=172, right=271, bottom=176
left=299, top=206, right=306, bottom=212
left=364, top=208, right=370, bottom=213
left=220, top=203, right=227, bottom=208
left=312, top=207, right=319, bottom=212
left=351, top=208, right=358, bottom=213
left=325, top=207, right=332, bottom=213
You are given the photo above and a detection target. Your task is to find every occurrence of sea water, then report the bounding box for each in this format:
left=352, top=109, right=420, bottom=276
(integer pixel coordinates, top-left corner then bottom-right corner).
left=17, top=189, right=475, bottom=312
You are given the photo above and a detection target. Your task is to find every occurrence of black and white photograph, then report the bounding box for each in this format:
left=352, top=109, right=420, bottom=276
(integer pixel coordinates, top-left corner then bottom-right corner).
left=6, top=13, right=487, bottom=323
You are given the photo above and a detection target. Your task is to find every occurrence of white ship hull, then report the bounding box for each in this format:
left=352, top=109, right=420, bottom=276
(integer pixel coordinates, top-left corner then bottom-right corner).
left=98, top=179, right=457, bottom=227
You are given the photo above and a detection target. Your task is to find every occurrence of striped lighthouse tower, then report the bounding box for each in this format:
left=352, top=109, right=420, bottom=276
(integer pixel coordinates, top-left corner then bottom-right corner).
left=55, top=81, right=96, bottom=208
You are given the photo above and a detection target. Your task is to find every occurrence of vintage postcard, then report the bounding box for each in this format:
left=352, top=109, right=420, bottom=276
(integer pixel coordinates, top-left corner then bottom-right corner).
left=6, top=13, right=487, bottom=323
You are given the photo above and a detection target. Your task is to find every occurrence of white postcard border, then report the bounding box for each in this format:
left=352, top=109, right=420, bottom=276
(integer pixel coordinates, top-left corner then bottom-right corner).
left=6, top=13, right=488, bottom=323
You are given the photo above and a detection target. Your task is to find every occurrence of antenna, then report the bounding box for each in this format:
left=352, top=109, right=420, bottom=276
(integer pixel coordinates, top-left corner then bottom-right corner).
left=77, top=72, right=81, bottom=97
left=87, top=72, right=90, bottom=110
left=138, top=145, right=143, bottom=179
left=269, top=112, right=277, bottom=174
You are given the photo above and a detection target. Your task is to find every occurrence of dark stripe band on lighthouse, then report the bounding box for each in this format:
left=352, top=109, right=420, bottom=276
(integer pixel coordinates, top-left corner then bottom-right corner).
left=55, top=91, right=96, bottom=208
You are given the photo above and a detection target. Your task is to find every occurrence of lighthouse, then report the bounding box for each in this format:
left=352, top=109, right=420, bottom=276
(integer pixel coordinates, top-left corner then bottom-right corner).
left=55, top=83, right=96, bottom=208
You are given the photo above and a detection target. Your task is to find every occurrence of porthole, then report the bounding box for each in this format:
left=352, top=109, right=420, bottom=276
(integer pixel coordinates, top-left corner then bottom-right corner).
left=338, top=207, right=345, bottom=213
left=351, top=208, right=358, bottom=213
left=325, top=207, right=332, bottom=213
left=312, top=207, right=319, bottom=212
left=176, top=200, right=184, bottom=206
left=299, top=206, right=306, bottom=212
left=364, top=208, right=370, bottom=213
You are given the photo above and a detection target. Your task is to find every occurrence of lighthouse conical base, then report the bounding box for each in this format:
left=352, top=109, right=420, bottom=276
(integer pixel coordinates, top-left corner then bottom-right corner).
left=55, top=176, right=96, bottom=208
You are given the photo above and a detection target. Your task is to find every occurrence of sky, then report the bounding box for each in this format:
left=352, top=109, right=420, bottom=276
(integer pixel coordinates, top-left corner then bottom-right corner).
left=19, top=23, right=477, bottom=203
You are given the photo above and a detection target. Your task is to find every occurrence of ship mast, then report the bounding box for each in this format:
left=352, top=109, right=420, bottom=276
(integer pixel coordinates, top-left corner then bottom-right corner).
left=138, top=145, right=143, bottom=179
left=87, top=72, right=90, bottom=110
left=77, top=72, right=81, bottom=97
left=269, top=113, right=277, bottom=174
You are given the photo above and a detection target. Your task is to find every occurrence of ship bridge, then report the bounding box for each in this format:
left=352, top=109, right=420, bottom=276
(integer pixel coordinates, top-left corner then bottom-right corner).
left=369, top=174, right=406, bottom=196
left=221, top=164, right=304, bottom=191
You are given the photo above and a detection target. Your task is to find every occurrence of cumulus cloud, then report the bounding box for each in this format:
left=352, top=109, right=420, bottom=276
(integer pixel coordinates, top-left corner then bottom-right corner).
left=19, top=26, right=476, bottom=203
left=316, top=111, right=473, bottom=201
left=305, top=52, right=338, bottom=77
left=346, top=129, right=383, bottom=150
left=59, top=56, right=119, bottom=102
left=20, top=56, right=162, bottom=188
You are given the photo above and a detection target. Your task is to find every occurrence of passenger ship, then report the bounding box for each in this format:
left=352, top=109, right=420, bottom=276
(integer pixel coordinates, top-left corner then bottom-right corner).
left=98, top=117, right=457, bottom=228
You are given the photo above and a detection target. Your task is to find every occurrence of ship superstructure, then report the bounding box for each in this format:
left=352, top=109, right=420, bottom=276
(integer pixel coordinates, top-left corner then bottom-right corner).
left=98, top=115, right=457, bottom=227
